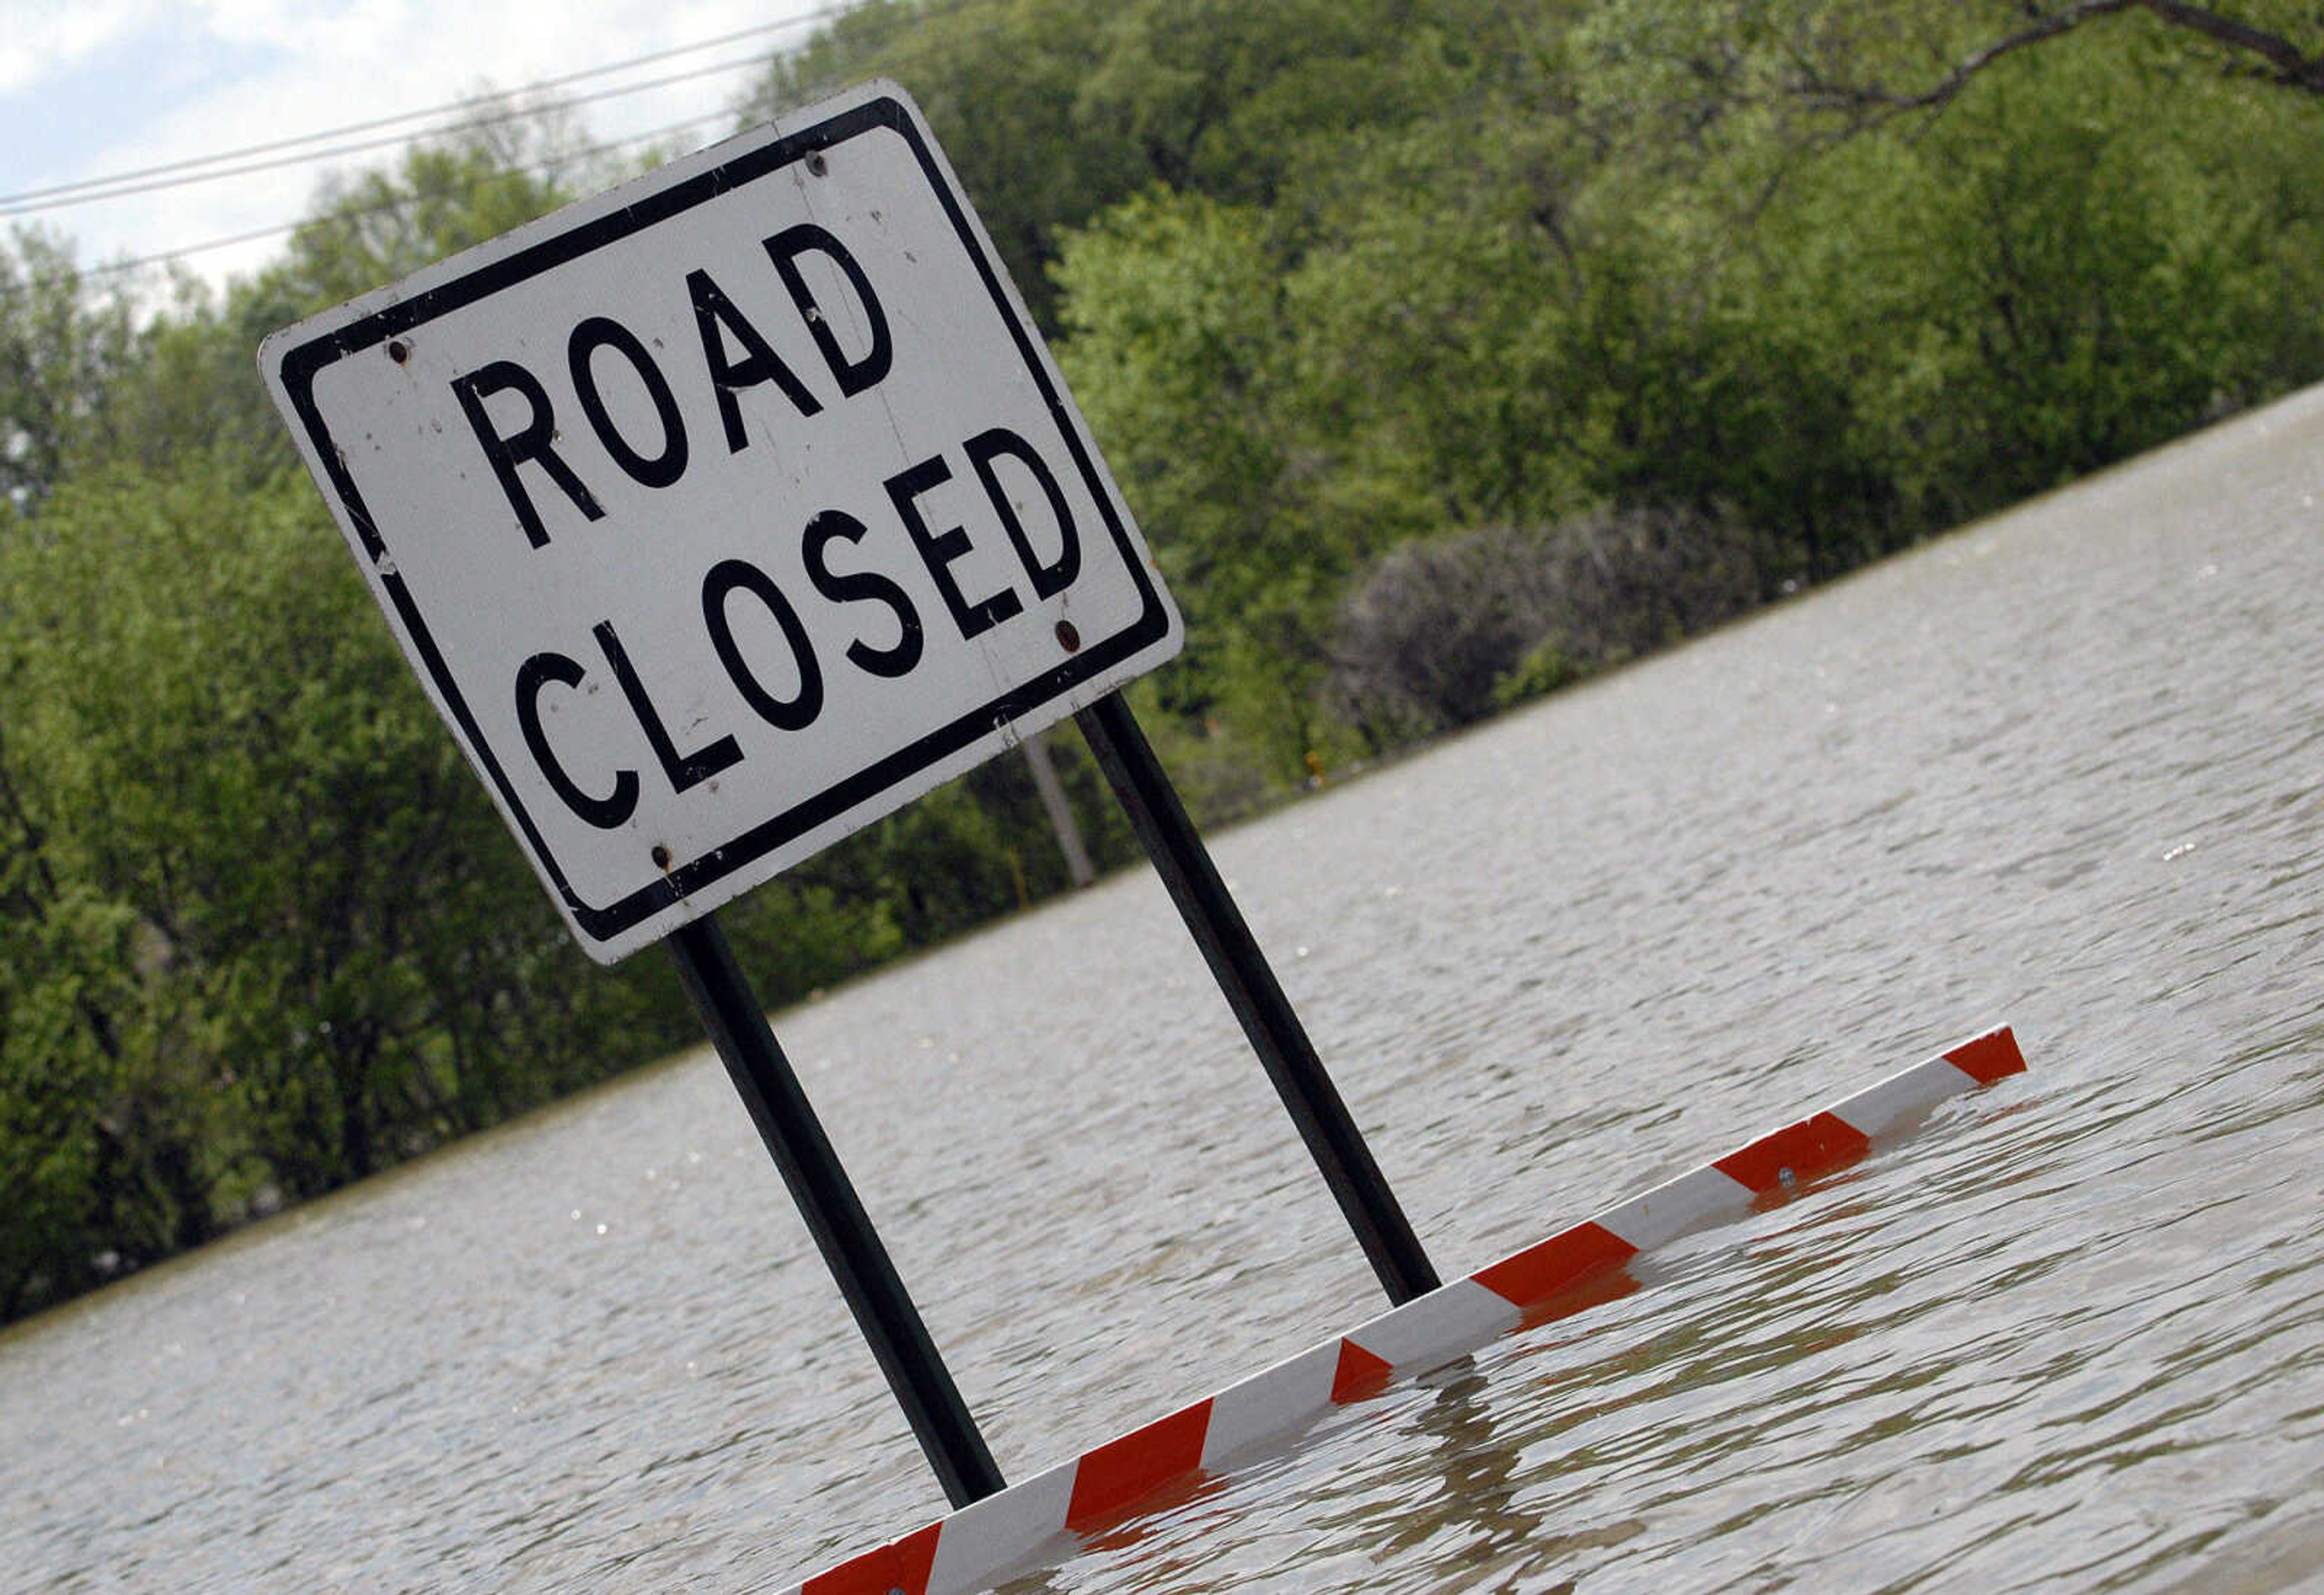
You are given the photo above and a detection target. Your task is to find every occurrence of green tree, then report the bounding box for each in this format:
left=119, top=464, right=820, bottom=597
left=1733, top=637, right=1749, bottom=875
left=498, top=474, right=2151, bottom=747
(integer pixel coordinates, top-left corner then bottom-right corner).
left=2, top=462, right=685, bottom=1209
left=738, top=0, right=1497, bottom=327
left=0, top=697, right=162, bottom=1317
left=1701, top=19, right=2324, bottom=538
left=16, top=0, right=2324, bottom=1320
left=94, top=109, right=605, bottom=492
left=0, top=229, right=140, bottom=505
left=742, top=0, right=1144, bottom=324
left=1053, top=191, right=1384, bottom=768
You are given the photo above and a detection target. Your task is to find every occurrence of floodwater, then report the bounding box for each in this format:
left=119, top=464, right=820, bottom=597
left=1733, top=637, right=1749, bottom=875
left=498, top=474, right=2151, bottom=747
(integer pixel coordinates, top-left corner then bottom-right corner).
left=7, top=384, right=2323, bottom=1594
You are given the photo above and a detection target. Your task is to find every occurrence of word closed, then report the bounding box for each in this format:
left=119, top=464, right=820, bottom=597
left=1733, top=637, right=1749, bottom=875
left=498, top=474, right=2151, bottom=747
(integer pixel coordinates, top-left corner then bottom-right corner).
left=263, top=83, right=1180, bottom=961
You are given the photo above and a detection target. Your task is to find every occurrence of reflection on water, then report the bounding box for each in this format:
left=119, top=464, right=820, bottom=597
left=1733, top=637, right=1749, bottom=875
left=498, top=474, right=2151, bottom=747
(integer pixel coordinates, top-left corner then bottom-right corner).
left=7, top=387, right=2324, bottom=1592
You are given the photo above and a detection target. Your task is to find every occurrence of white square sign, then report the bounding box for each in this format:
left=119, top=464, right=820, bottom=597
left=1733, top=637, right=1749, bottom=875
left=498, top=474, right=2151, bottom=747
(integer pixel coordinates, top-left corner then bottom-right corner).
left=263, top=82, right=1181, bottom=963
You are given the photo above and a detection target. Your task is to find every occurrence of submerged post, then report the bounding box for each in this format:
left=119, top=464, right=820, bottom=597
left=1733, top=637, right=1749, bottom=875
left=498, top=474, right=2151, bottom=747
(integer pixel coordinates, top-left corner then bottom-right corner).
left=1075, top=691, right=1441, bottom=1306
left=668, top=914, right=1004, bottom=1509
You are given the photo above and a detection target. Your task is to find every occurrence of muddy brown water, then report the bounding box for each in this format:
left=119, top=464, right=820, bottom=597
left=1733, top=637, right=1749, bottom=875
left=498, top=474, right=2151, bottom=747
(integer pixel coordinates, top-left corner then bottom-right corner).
left=6, top=386, right=2322, bottom=1592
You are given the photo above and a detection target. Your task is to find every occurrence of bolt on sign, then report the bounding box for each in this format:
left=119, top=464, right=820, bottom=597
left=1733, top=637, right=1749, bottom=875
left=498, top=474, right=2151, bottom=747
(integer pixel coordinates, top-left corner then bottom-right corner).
left=262, top=81, right=1181, bottom=962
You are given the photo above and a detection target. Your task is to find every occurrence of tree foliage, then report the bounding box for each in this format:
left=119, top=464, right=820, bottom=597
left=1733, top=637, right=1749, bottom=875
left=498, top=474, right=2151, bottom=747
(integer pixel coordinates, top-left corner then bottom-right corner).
left=0, top=229, right=142, bottom=505
left=7, top=1, right=2324, bottom=1318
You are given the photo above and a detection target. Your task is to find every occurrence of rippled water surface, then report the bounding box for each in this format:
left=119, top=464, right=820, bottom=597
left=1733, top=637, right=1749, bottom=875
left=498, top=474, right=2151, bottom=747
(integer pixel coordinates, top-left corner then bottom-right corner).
left=7, top=390, right=2323, bottom=1593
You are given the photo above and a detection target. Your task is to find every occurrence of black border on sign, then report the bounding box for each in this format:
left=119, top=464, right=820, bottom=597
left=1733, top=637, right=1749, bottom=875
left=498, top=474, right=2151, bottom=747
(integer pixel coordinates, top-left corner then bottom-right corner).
left=271, top=95, right=1172, bottom=946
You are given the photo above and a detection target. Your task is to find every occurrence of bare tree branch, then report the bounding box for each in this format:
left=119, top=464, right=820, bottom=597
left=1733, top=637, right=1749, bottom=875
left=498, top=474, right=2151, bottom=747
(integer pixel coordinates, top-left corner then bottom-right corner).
left=2124, top=0, right=2324, bottom=89
left=1791, top=1, right=2324, bottom=127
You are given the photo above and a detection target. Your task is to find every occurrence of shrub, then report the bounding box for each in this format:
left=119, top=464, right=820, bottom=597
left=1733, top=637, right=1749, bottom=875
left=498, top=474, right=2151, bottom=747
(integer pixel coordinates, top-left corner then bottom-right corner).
left=1328, top=504, right=1768, bottom=742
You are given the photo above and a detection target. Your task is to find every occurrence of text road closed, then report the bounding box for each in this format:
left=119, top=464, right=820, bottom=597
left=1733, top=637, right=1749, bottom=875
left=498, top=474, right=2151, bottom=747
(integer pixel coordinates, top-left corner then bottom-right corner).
left=264, top=84, right=1181, bottom=962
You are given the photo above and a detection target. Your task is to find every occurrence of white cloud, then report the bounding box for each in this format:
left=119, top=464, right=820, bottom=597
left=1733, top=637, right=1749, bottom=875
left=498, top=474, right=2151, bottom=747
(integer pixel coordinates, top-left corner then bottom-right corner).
left=12, top=0, right=824, bottom=291
left=0, top=0, right=169, bottom=93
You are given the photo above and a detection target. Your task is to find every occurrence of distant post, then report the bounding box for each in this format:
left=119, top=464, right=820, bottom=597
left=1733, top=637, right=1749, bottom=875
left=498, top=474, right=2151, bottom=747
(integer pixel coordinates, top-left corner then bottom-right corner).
left=1022, top=732, right=1096, bottom=888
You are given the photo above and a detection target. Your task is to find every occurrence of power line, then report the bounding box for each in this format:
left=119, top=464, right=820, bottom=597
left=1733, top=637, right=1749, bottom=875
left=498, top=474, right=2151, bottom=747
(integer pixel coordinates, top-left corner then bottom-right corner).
left=69, top=0, right=1026, bottom=289
left=84, top=110, right=733, bottom=282
left=1, top=50, right=779, bottom=220
left=0, top=4, right=854, bottom=214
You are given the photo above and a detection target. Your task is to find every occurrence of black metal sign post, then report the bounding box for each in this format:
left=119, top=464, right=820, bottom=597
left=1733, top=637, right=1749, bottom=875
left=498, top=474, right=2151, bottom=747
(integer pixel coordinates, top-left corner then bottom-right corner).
left=261, top=78, right=1437, bottom=1513
left=1075, top=692, right=1442, bottom=1306
left=668, top=915, right=1005, bottom=1510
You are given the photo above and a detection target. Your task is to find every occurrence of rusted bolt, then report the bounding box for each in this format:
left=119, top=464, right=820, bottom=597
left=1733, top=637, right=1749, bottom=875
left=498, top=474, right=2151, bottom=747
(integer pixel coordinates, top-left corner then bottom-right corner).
left=386, top=338, right=410, bottom=364
left=651, top=843, right=673, bottom=870
left=806, top=151, right=829, bottom=177
left=1055, top=618, right=1081, bottom=653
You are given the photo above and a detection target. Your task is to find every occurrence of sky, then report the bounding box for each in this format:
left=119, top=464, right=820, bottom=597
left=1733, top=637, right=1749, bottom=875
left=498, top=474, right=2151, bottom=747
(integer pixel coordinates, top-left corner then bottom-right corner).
left=0, top=0, right=845, bottom=295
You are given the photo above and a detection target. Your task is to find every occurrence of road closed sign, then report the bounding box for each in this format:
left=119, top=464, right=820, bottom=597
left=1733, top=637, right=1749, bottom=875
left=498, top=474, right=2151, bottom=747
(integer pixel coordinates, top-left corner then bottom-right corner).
left=263, top=82, right=1181, bottom=963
